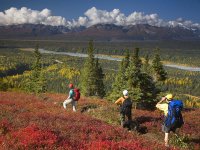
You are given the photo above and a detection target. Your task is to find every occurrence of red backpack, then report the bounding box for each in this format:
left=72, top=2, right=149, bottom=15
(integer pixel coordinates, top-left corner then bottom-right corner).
left=73, top=88, right=80, bottom=101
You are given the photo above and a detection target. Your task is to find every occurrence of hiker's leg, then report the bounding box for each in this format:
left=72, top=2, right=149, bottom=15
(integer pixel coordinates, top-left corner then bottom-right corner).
left=164, top=132, right=169, bottom=147
left=126, top=111, right=132, bottom=130
left=120, top=113, right=125, bottom=126
left=127, top=109, right=132, bottom=121
left=125, top=114, right=131, bottom=130
left=63, top=98, right=72, bottom=109
left=72, top=100, right=77, bottom=112
left=162, top=123, right=170, bottom=147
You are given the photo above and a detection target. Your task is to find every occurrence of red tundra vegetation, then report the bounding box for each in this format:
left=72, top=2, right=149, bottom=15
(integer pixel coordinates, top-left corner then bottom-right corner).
left=0, top=91, right=199, bottom=149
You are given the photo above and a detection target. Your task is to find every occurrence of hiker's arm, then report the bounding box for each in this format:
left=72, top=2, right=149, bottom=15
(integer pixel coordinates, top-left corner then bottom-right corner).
left=157, top=97, right=166, bottom=104
left=67, top=92, right=70, bottom=99
left=156, top=97, right=167, bottom=111
left=115, top=97, right=123, bottom=105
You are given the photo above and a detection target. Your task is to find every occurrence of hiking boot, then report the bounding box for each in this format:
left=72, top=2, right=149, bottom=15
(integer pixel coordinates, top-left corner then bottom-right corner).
left=165, top=143, right=169, bottom=147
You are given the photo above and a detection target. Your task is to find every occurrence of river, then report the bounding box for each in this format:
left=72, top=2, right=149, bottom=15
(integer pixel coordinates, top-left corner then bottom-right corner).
left=39, top=49, right=200, bottom=72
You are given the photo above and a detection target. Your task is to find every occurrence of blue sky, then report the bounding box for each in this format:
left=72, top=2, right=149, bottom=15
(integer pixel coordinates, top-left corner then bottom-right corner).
left=0, top=0, right=199, bottom=28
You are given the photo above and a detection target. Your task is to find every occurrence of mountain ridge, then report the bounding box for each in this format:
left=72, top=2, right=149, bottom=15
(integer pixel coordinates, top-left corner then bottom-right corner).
left=0, top=23, right=200, bottom=41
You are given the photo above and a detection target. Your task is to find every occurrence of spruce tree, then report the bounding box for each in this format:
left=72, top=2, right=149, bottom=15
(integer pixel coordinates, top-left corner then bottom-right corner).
left=152, top=49, right=167, bottom=82
left=24, top=45, right=46, bottom=94
left=109, top=48, right=158, bottom=109
left=125, top=48, right=143, bottom=102
left=139, top=72, right=158, bottom=108
left=80, top=40, right=105, bottom=97
left=143, top=54, right=151, bottom=74
left=109, top=50, right=130, bottom=100
left=95, top=58, right=105, bottom=98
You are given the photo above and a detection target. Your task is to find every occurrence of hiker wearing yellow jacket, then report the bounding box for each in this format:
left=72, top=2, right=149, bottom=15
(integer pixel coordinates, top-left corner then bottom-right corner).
left=156, top=94, right=173, bottom=147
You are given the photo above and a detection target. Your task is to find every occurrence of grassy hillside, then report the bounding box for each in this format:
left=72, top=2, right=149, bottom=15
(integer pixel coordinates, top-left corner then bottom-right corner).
left=0, top=92, right=199, bottom=149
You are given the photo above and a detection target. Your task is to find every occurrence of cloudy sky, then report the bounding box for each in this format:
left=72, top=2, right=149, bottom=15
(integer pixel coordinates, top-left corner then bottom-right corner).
left=0, top=0, right=200, bottom=28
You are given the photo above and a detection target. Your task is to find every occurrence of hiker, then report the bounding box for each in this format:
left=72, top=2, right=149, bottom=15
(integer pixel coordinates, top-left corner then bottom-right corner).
left=156, top=94, right=184, bottom=147
left=115, top=90, right=132, bottom=129
left=63, top=83, right=80, bottom=112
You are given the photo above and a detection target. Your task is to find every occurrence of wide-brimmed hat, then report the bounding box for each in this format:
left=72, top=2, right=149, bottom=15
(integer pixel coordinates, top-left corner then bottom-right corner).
left=165, top=94, right=173, bottom=100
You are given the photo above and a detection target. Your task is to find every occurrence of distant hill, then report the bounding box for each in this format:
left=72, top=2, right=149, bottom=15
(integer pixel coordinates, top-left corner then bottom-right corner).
left=0, top=23, right=200, bottom=41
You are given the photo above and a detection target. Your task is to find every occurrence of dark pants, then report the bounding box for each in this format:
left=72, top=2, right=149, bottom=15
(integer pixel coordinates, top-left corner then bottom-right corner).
left=120, top=109, right=132, bottom=127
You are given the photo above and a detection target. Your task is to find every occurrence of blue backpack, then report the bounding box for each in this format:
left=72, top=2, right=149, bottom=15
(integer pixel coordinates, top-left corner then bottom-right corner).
left=164, top=100, right=184, bottom=129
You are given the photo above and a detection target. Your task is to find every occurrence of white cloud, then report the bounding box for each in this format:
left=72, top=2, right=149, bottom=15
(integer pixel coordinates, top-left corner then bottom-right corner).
left=0, top=7, right=199, bottom=29
left=0, top=7, right=68, bottom=26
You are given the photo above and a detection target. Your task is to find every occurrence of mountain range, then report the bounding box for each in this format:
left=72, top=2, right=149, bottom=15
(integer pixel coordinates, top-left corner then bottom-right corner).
left=0, top=23, right=200, bottom=41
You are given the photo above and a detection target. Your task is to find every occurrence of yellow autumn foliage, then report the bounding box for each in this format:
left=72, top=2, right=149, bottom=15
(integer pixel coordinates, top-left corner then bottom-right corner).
left=164, top=77, right=192, bottom=85
left=183, top=94, right=200, bottom=108
left=0, top=66, right=6, bottom=71
left=59, top=67, right=80, bottom=79
left=185, top=100, right=200, bottom=108
left=11, top=74, right=20, bottom=79
left=46, top=64, right=58, bottom=72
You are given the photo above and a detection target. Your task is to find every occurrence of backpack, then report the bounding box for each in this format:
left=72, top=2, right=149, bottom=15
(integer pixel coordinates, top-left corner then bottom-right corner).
left=164, top=100, right=184, bottom=129
left=120, top=97, right=132, bottom=115
left=73, top=88, right=80, bottom=101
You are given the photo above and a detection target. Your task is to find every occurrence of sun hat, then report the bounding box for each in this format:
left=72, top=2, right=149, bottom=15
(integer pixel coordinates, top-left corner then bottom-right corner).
left=165, top=94, right=173, bottom=100
left=123, top=90, right=128, bottom=96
